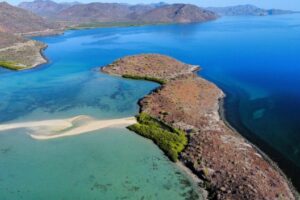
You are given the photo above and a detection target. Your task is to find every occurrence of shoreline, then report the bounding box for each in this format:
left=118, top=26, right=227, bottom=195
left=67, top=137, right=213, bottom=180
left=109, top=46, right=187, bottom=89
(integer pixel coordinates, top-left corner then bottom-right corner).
left=101, top=54, right=297, bottom=199
left=176, top=161, right=208, bottom=199
left=218, top=98, right=300, bottom=198
left=20, top=43, right=49, bottom=71
left=1, top=19, right=213, bottom=72
left=0, top=115, right=137, bottom=140
left=0, top=40, right=49, bottom=71
left=29, top=43, right=49, bottom=70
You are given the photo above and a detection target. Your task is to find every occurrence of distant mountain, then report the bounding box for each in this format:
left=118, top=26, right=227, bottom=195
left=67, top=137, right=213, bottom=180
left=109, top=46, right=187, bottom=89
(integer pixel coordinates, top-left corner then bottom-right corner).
left=54, top=3, right=133, bottom=23
left=207, top=5, right=296, bottom=16
left=18, top=0, right=80, bottom=17
left=150, top=2, right=168, bottom=8
left=51, top=3, right=218, bottom=25
left=135, top=4, right=217, bottom=23
left=0, top=2, right=58, bottom=34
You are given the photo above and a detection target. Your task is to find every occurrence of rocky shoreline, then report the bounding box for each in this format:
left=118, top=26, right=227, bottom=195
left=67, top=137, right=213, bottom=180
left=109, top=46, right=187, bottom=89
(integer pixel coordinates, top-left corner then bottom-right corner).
left=0, top=32, right=48, bottom=70
left=101, top=54, right=298, bottom=200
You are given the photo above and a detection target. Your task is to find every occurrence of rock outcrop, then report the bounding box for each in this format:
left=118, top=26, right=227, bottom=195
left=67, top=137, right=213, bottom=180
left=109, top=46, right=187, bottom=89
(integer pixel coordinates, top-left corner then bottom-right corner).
left=0, top=2, right=58, bottom=34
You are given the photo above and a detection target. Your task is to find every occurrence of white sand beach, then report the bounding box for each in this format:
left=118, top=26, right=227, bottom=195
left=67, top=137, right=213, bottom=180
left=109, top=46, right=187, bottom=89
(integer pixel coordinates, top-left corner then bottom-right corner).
left=0, top=115, right=136, bottom=140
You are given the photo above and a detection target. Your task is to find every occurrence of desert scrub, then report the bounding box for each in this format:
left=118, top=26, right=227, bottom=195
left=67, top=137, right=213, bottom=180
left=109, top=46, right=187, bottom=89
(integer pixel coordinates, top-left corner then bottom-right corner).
left=128, top=112, right=187, bottom=161
left=122, top=74, right=166, bottom=84
left=0, top=60, right=26, bottom=70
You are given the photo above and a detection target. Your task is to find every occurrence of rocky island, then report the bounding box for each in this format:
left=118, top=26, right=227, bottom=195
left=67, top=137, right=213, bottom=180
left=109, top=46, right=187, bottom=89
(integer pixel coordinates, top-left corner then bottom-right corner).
left=102, top=54, right=297, bottom=200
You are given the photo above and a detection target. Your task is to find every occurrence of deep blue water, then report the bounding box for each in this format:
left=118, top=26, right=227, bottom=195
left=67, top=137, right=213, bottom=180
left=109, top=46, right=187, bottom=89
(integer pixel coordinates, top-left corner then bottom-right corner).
left=0, top=13, right=299, bottom=195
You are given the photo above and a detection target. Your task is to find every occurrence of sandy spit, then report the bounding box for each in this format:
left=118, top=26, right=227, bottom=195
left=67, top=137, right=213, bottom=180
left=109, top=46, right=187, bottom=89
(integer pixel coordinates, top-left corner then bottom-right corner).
left=0, top=115, right=137, bottom=140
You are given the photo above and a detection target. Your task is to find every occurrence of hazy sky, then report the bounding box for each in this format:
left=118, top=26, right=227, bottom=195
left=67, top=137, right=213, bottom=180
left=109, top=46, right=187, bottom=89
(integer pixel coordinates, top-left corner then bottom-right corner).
left=5, top=0, right=300, bottom=10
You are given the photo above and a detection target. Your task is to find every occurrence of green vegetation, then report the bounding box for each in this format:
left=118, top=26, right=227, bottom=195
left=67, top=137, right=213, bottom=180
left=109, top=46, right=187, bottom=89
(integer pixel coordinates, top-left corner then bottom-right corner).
left=0, top=60, right=27, bottom=70
left=67, top=21, right=171, bottom=30
left=128, top=112, right=187, bottom=161
left=122, top=74, right=166, bottom=84
left=67, top=22, right=145, bottom=30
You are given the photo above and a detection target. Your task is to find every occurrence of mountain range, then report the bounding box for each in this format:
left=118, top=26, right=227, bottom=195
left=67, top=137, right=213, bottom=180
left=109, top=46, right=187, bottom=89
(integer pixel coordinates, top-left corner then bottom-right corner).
left=0, top=2, right=58, bottom=34
left=207, top=4, right=297, bottom=16
left=0, top=0, right=218, bottom=69
left=19, top=0, right=80, bottom=17
left=18, top=0, right=218, bottom=25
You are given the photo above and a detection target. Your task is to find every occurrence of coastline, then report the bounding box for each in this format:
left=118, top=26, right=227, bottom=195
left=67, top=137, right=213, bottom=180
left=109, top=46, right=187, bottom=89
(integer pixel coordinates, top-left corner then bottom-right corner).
left=0, top=19, right=213, bottom=71
left=0, top=28, right=63, bottom=71
left=29, top=43, right=49, bottom=70
left=2, top=21, right=298, bottom=198
left=218, top=98, right=300, bottom=198
left=101, top=54, right=297, bottom=199
left=176, top=161, right=209, bottom=199
left=20, top=42, right=49, bottom=71
left=0, top=40, right=48, bottom=71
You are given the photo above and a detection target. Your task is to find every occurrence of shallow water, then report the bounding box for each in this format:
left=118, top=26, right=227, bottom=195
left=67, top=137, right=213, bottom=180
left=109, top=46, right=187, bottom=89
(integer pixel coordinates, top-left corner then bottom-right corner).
left=0, top=128, right=199, bottom=200
left=0, top=26, right=201, bottom=199
left=0, top=13, right=300, bottom=196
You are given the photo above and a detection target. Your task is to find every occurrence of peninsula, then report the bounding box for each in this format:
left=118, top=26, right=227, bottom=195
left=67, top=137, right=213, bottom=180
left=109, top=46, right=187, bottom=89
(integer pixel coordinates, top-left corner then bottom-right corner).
left=0, top=2, right=59, bottom=70
left=101, top=54, right=297, bottom=199
left=0, top=32, right=47, bottom=70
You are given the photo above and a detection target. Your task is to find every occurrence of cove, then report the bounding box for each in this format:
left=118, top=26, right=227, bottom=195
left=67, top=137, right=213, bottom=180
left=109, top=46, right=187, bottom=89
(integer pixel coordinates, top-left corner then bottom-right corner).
left=0, top=27, right=202, bottom=199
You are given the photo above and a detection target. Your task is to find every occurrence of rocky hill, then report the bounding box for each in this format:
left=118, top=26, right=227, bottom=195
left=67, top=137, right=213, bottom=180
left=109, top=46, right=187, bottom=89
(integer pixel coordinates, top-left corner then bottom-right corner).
left=0, top=32, right=27, bottom=49
left=135, top=4, right=218, bottom=23
left=207, top=5, right=296, bottom=16
left=18, top=0, right=80, bottom=17
left=55, top=3, right=133, bottom=23
left=0, top=2, right=58, bottom=34
left=18, top=1, right=218, bottom=25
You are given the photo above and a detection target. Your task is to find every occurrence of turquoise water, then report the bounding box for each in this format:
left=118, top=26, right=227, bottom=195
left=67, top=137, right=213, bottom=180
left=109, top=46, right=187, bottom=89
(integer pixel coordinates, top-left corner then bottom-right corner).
left=0, top=13, right=300, bottom=196
left=0, top=26, right=201, bottom=199
left=0, top=129, right=199, bottom=199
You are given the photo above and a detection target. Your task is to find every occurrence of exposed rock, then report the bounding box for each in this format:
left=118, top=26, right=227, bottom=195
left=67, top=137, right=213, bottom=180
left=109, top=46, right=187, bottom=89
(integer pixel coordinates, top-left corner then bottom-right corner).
left=18, top=0, right=79, bottom=17
left=43, top=2, right=218, bottom=25
left=134, top=4, right=218, bottom=23
left=0, top=2, right=58, bottom=34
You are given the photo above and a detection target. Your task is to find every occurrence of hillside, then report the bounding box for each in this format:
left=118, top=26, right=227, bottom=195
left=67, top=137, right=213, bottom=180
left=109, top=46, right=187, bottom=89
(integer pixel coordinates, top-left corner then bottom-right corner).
left=55, top=3, right=133, bottom=23
left=135, top=4, right=218, bottom=23
left=0, top=32, right=27, bottom=49
left=207, top=5, right=296, bottom=16
left=0, top=2, right=58, bottom=70
left=18, top=0, right=79, bottom=17
left=0, top=2, right=58, bottom=34
left=18, top=1, right=218, bottom=26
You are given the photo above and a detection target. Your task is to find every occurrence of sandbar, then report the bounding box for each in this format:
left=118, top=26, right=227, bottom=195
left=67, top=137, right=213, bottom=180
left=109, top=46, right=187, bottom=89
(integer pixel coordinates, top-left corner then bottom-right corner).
left=0, top=115, right=136, bottom=140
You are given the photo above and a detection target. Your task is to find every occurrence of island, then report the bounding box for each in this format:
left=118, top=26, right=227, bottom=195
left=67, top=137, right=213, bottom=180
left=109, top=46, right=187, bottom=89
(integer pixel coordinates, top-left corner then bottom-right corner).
left=101, top=54, right=297, bottom=200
